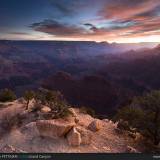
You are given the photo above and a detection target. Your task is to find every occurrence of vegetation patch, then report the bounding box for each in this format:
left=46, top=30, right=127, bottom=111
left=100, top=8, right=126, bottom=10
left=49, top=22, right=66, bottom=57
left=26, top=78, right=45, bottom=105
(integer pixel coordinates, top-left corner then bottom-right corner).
left=0, top=89, right=16, bottom=102
left=114, top=90, right=160, bottom=146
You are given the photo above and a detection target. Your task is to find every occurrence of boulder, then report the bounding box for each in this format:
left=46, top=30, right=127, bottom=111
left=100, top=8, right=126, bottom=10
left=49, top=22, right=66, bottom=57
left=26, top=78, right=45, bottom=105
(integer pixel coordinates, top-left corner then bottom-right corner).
left=135, top=132, right=143, bottom=141
left=127, top=131, right=136, bottom=139
left=36, top=119, right=75, bottom=139
left=63, top=115, right=76, bottom=123
left=126, top=146, right=139, bottom=153
left=41, top=106, right=51, bottom=113
left=67, top=128, right=81, bottom=146
left=102, top=119, right=109, bottom=123
left=17, top=97, right=26, bottom=104
left=76, top=126, right=92, bottom=145
left=27, top=99, right=37, bottom=112
left=68, top=108, right=77, bottom=117
left=88, top=120, right=102, bottom=132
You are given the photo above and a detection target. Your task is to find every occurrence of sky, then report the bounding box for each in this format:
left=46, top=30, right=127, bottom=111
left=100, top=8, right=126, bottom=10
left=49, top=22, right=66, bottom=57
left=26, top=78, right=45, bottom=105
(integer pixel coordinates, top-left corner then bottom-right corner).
left=1, top=0, right=160, bottom=43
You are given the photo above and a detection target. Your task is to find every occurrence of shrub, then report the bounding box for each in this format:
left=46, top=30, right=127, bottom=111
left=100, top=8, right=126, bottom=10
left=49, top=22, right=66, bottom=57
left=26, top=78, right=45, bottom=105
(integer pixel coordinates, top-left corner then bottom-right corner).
left=51, top=97, right=72, bottom=119
left=115, top=90, right=160, bottom=146
left=116, top=119, right=130, bottom=131
left=35, top=89, right=63, bottom=106
left=35, top=89, right=72, bottom=119
left=80, top=106, right=95, bottom=117
left=24, top=90, right=35, bottom=110
left=0, top=89, right=16, bottom=102
left=114, top=105, right=144, bottom=128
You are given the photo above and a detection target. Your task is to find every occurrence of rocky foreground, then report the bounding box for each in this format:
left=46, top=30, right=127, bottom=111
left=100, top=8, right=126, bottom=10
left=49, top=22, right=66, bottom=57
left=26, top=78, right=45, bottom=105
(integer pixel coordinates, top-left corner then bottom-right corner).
left=0, top=99, right=141, bottom=153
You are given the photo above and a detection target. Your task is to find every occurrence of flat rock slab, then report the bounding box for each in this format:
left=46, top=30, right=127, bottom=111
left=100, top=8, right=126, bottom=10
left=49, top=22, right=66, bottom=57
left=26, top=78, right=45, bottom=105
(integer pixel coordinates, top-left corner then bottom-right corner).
left=36, top=119, right=75, bottom=139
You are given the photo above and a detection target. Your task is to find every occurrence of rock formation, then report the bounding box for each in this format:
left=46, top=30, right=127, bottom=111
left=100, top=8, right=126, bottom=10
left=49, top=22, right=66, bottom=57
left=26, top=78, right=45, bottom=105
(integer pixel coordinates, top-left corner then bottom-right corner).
left=67, top=128, right=81, bottom=146
left=0, top=100, right=141, bottom=153
left=88, top=120, right=102, bottom=132
left=36, top=119, right=75, bottom=139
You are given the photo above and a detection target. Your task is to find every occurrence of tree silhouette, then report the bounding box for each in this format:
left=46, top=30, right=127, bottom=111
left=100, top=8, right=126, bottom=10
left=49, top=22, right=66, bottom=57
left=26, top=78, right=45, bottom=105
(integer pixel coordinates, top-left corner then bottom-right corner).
left=24, top=90, right=35, bottom=110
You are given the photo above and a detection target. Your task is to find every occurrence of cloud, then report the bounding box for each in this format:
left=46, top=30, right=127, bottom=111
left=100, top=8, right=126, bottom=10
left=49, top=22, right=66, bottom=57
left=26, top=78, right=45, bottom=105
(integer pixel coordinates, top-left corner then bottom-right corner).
left=8, top=32, right=31, bottom=35
left=30, top=1, right=160, bottom=42
left=94, top=0, right=160, bottom=37
left=30, top=19, right=86, bottom=37
left=99, top=0, right=160, bottom=22
left=91, top=0, right=160, bottom=39
left=84, top=23, right=98, bottom=32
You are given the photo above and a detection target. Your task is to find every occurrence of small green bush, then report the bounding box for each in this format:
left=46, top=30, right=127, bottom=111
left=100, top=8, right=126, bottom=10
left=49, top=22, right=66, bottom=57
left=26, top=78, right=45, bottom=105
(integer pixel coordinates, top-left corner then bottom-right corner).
left=0, top=89, right=16, bottom=102
left=34, top=89, right=72, bottom=119
left=51, top=99, right=73, bottom=119
left=80, top=106, right=95, bottom=117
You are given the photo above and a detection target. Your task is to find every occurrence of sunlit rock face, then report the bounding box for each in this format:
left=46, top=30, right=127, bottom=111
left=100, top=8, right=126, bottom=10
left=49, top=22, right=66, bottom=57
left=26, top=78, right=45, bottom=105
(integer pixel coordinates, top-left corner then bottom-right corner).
left=36, top=119, right=75, bottom=139
left=0, top=101, right=141, bottom=153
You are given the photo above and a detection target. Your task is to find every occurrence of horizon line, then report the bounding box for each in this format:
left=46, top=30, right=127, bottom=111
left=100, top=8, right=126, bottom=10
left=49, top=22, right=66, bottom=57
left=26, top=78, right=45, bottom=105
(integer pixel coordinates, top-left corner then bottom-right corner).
left=0, top=39, right=159, bottom=44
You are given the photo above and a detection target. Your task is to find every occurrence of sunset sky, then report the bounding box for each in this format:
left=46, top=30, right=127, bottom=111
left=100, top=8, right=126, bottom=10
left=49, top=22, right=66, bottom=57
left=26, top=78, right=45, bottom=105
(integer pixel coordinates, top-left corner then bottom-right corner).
left=1, top=0, right=160, bottom=43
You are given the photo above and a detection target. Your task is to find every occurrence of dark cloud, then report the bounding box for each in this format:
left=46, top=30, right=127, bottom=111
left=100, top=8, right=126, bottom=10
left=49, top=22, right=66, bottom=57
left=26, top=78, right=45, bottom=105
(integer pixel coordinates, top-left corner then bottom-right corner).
left=84, top=23, right=94, bottom=27
left=30, top=19, right=109, bottom=39
left=9, top=32, right=30, bottom=35
left=30, top=19, right=85, bottom=37
left=84, top=23, right=98, bottom=32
